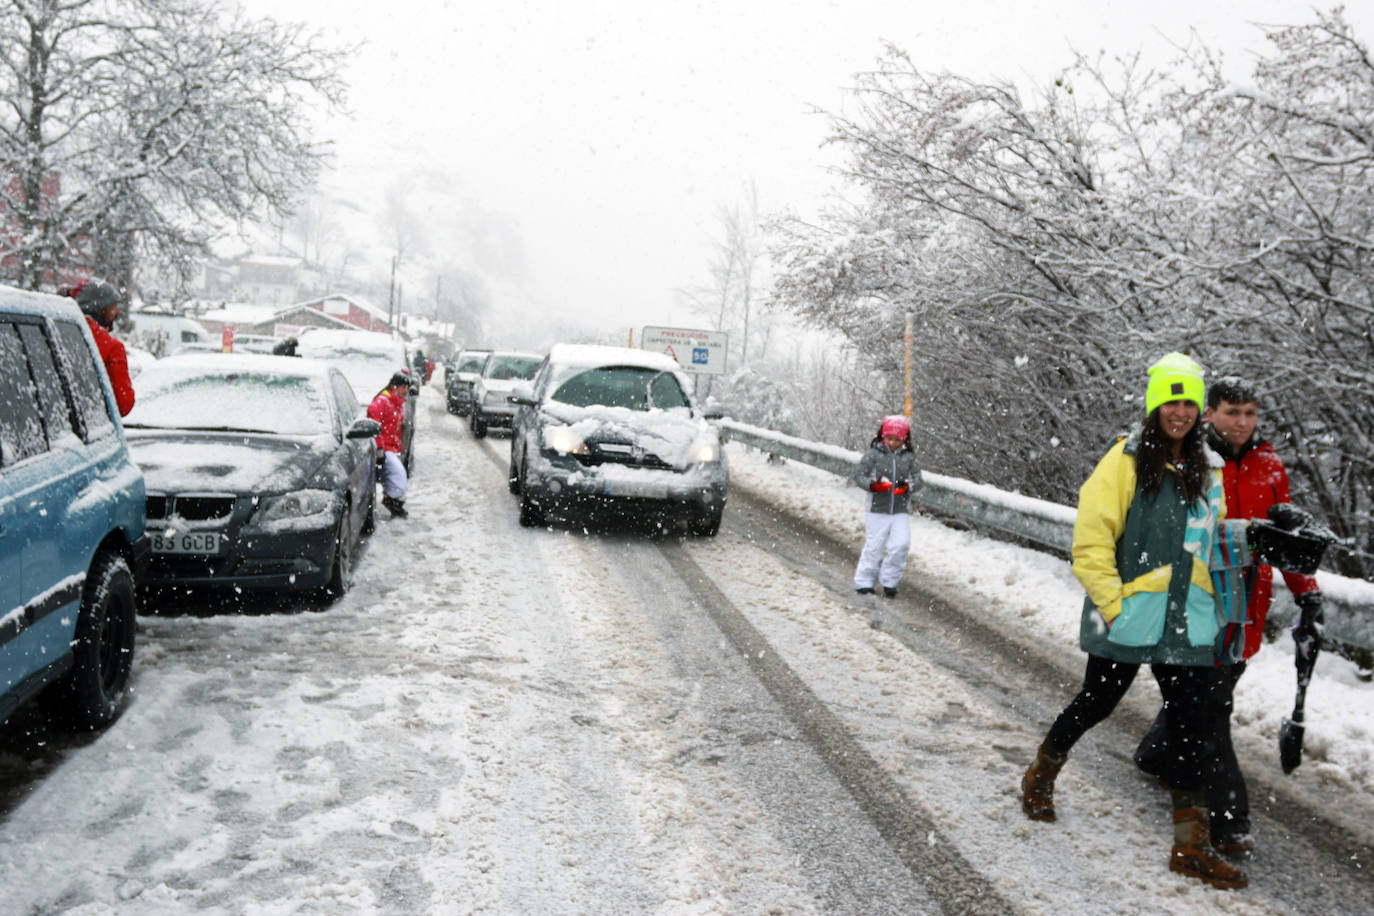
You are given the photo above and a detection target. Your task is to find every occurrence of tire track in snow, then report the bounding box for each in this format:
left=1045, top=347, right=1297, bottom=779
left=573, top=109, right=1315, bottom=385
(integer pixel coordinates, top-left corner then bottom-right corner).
left=656, top=540, right=1016, bottom=916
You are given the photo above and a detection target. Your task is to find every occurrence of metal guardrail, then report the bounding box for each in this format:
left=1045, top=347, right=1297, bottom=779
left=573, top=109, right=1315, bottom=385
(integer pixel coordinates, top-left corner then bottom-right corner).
left=718, top=418, right=1374, bottom=657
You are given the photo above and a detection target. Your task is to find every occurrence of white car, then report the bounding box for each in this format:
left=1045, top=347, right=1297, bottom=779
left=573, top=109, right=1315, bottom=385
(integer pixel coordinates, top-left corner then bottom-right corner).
left=469, top=350, right=541, bottom=438
left=508, top=343, right=728, bottom=534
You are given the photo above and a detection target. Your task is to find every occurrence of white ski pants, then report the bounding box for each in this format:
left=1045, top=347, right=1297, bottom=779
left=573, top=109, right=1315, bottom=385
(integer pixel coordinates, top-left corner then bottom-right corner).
left=854, top=512, right=911, bottom=589
left=381, top=451, right=409, bottom=500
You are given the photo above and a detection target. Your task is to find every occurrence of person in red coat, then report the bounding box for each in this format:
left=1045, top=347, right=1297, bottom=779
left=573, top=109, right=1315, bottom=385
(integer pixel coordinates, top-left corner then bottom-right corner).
left=69, top=279, right=135, bottom=416
left=1134, top=377, right=1322, bottom=855
left=368, top=371, right=411, bottom=518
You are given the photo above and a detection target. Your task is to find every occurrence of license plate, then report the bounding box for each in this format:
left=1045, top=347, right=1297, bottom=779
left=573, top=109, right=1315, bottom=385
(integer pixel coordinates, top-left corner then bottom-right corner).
left=603, top=479, right=668, bottom=499
left=151, top=531, right=223, bottom=554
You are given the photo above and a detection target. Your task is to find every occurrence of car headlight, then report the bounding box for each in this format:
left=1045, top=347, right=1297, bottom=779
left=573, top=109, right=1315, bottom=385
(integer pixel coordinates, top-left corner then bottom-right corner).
left=691, top=437, right=722, bottom=464
left=545, top=426, right=587, bottom=455
left=255, top=489, right=335, bottom=523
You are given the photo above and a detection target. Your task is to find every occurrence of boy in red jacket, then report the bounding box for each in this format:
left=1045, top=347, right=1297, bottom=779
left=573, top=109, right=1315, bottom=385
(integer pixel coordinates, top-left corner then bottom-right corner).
left=1135, top=377, right=1322, bottom=855
left=368, top=371, right=411, bottom=518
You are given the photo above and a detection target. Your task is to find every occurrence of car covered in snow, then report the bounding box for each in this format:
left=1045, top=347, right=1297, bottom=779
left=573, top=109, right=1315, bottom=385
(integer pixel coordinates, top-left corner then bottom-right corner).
left=507, top=343, right=728, bottom=533
left=469, top=349, right=541, bottom=438
left=122, top=354, right=380, bottom=601
left=296, top=328, right=416, bottom=469
left=444, top=347, right=491, bottom=416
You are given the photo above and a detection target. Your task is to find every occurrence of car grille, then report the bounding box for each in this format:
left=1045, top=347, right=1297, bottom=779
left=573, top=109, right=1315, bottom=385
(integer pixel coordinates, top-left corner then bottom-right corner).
left=146, top=494, right=237, bottom=521
left=575, top=441, right=675, bottom=471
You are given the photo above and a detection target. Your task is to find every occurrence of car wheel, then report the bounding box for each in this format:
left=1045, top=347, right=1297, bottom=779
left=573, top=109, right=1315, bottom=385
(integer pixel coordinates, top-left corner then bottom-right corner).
left=446, top=395, right=460, bottom=415
left=471, top=411, right=488, bottom=439
left=690, top=504, right=724, bottom=537
left=51, top=553, right=136, bottom=729
left=323, top=508, right=353, bottom=600
left=518, top=487, right=546, bottom=528
left=508, top=444, right=522, bottom=494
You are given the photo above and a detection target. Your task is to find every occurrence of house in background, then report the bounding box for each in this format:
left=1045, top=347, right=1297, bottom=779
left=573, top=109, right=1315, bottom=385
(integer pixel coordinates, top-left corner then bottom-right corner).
left=203, top=254, right=303, bottom=305
left=282, top=293, right=392, bottom=334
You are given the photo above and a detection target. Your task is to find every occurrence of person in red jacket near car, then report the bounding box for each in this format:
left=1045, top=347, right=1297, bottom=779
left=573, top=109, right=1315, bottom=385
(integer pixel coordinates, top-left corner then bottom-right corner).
left=1134, top=376, right=1322, bottom=856
left=68, top=279, right=135, bottom=416
left=368, top=371, right=410, bottom=518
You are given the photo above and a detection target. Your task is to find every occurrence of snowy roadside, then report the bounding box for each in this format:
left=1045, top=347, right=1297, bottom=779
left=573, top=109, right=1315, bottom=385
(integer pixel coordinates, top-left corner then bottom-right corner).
left=722, top=442, right=1374, bottom=825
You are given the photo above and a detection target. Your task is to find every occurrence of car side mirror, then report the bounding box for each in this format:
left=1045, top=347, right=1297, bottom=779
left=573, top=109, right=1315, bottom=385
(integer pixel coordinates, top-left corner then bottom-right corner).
left=347, top=418, right=382, bottom=439
left=508, top=381, right=536, bottom=406
left=701, top=400, right=725, bottom=420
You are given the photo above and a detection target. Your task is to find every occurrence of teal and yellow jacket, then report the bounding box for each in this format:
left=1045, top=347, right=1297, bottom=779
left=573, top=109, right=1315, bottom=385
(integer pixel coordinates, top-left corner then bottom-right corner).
left=1073, top=430, right=1230, bottom=666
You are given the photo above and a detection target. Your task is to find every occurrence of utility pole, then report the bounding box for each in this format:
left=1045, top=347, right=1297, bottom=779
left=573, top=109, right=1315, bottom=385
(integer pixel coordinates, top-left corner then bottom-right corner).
left=387, top=255, right=397, bottom=334
left=903, top=310, right=914, bottom=418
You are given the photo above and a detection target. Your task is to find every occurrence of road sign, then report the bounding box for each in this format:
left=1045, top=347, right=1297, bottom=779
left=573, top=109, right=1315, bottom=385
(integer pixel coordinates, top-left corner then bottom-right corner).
left=640, top=326, right=728, bottom=376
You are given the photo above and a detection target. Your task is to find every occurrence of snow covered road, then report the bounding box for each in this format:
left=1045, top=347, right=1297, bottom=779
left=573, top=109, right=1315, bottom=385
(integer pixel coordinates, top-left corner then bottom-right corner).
left=1, top=385, right=1371, bottom=915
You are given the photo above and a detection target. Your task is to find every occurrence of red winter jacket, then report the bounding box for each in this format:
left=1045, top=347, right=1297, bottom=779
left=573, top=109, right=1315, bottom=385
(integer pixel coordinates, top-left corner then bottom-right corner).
left=86, top=316, right=135, bottom=416
left=367, top=387, right=406, bottom=454
left=1211, top=430, right=1321, bottom=659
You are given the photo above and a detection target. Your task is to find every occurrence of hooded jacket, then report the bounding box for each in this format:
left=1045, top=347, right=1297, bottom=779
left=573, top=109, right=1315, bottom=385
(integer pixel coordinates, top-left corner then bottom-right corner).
left=1073, top=428, right=1227, bottom=666
left=367, top=387, right=406, bottom=454
left=85, top=316, right=135, bottom=416
left=854, top=444, right=924, bottom=515
left=1206, top=426, right=1320, bottom=659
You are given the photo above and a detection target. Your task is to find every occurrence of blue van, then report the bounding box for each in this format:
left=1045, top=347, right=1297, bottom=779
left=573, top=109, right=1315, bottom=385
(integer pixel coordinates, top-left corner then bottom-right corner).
left=0, top=286, right=148, bottom=728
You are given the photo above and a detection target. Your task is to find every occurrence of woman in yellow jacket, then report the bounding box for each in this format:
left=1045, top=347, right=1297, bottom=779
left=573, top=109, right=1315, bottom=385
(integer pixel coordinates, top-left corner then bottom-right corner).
left=1019, top=353, right=1247, bottom=890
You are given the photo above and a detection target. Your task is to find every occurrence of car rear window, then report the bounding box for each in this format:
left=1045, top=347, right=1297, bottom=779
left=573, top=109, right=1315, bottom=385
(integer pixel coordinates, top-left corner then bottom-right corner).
left=550, top=366, right=690, bottom=410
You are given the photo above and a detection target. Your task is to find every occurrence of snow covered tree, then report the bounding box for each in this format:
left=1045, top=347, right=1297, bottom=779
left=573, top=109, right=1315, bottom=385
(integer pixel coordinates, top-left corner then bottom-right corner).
left=0, top=0, right=346, bottom=293
left=771, top=11, right=1374, bottom=575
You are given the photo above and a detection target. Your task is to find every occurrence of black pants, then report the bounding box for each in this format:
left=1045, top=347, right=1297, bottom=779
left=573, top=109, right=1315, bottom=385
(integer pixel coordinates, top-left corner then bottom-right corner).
left=1045, top=654, right=1224, bottom=793
left=1135, top=662, right=1248, bottom=835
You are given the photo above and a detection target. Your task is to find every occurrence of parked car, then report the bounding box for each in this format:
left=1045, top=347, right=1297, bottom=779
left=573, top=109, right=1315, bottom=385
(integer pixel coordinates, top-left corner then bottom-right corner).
left=122, top=310, right=213, bottom=356
left=469, top=350, right=541, bottom=438
left=122, top=354, right=380, bottom=601
left=445, top=348, right=491, bottom=416
left=1, top=287, right=148, bottom=728
left=508, top=343, right=728, bottom=534
left=296, top=328, right=416, bottom=470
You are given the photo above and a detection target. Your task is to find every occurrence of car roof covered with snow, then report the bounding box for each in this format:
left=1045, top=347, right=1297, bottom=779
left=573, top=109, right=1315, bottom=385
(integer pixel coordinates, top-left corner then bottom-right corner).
left=547, top=343, right=683, bottom=373
left=137, top=352, right=336, bottom=381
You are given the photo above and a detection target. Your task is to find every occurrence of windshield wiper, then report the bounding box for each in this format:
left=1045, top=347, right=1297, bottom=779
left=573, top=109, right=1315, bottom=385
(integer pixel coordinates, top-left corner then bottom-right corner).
left=174, top=425, right=279, bottom=434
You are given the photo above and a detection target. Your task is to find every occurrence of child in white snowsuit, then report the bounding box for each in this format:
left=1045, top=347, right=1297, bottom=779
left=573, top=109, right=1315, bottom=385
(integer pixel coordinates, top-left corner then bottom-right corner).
left=853, top=415, right=924, bottom=597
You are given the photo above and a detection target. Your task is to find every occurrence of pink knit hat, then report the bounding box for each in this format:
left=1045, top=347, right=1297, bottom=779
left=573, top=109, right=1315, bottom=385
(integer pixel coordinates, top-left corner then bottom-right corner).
left=880, top=415, right=910, bottom=439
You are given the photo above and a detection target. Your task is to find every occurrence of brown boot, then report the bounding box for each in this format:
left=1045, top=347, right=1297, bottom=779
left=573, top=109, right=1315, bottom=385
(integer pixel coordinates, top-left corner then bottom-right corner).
left=1021, top=742, right=1067, bottom=822
left=1170, top=807, right=1249, bottom=889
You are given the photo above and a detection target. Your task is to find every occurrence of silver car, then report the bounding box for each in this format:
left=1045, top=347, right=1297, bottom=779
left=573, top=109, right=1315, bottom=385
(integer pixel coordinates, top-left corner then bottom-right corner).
left=508, top=343, right=728, bottom=534
left=469, top=350, right=541, bottom=438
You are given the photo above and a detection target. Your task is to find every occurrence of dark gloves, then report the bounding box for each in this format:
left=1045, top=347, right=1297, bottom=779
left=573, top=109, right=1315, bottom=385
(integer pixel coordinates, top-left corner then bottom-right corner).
left=1293, top=592, right=1325, bottom=660
left=870, top=479, right=893, bottom=493
left=1247, top=516, right=1330, bottom=574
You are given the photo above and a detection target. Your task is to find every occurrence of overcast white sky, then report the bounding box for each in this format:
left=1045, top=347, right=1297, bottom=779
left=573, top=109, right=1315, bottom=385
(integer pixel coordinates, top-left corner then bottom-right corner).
left=239, top=0, right=1366, bottom=341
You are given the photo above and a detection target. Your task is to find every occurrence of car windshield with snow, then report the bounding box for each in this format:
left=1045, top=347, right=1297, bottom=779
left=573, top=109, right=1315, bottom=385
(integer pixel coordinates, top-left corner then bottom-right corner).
left=122, top=354, right=380, bottom=601
left=508, top=343, right=728, bottom=534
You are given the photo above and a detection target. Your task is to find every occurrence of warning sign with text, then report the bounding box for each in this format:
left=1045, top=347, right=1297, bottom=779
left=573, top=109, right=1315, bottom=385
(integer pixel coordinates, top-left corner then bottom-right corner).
left=640, top=326, right=728, bottom=376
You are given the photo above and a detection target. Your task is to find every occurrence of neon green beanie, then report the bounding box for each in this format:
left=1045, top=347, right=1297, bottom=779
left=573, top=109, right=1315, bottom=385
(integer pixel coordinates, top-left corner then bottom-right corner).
left=1145, top=352, right=1205, bottom=414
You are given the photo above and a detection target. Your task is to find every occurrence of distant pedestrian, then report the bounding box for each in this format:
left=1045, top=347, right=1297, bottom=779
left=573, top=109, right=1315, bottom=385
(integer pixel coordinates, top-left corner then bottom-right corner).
left=1019, top=352, right=1248, bottom=889
left=272, top=336, right=299, bottom=356
left=852, top=415, right=923, bottom=598
left=1133, top=376, right=1322, bottom=855
left=68, top=279, right=135, bottom=416
left=368, top=371, right=411, bottom=518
